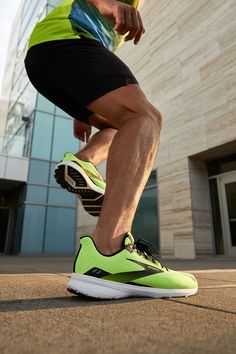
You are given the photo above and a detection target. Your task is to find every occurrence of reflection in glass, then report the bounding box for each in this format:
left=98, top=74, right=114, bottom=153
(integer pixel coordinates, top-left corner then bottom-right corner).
left=31, top=111, right=54, bottom=159
left=26, top=185, right=48, bottom=204
left=49, top=162, right=59, bottom=186
left=132, top=185, right=160, bottom=249
left=48, top=187, right=76, bottom=206
left=1, top=124, right=31, bottom=158
left=28, top=159, right=50, bottom=184
left=37, top=93, right=55, bottom=114
left=44, top=207, right=76, bottom=254
left=21, top=205, right=46, bottom=253
left=55, top=106, right=70, bottom=118
left=52, top=116, right=79, bottom=161
left=48, top=0, right=62, bottom=6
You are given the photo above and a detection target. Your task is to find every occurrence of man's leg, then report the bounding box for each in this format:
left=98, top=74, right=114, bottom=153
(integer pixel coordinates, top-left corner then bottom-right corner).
left=87, top=84, right=162, bottom=254
left=66, top=86, right=198, bottom=300
left=75, top=121, right=117, bottom=166
left=54, top=115, right=118, bottom=217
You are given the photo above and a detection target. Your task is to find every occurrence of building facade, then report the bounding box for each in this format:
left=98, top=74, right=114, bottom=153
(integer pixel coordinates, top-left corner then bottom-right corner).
left=0, top=0, right=79, bottom=254
left=1, top=0, right=235, bottom=258
left=116, top=0, right=236, bottom=258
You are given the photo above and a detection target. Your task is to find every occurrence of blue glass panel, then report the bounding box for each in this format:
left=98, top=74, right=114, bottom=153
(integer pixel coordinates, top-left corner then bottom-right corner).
left=26, top=185, right=48, bottom=204
left=48, top=187, right=76, bottom=207
left=44, top=207, right=76, bottom=254
left=132, top=187, right=160, bottom=249
left=21, top=205, right=46, bottom=253
left=55, top=106, right=70, bottom=118
left=49, top=162, right=59, bottom=187
left=36, top=93, right=55, bottom=114
left=31, top=111, right=54, bottom=159
left=28, top=159, right=50, bottom=184
left=52, top=117, right=79, bottom=161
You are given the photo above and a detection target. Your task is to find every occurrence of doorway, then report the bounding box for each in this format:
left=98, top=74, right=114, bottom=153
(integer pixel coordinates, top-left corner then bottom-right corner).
left=0, top=208, right=10, bottom=253
left=218, top=172, right=236, bottom=257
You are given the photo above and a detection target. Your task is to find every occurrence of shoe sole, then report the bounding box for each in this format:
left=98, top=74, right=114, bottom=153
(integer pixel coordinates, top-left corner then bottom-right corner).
left=67, top=273, right=198, bottom=300
left=54, top=161, right=105, bottom=217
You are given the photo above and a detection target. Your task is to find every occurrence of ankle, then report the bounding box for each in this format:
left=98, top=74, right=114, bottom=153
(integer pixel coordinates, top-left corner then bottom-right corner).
left=75, top=152, right=96, bottom=165
left=92, top=234, right=124, bottom=255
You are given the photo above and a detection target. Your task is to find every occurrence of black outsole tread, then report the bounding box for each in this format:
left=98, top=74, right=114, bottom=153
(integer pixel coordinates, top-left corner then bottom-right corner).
left=54, top=164, right=104, bottom=217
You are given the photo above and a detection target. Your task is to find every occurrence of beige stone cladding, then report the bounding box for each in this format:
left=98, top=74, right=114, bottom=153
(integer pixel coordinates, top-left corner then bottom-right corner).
left=116, top=0, right=236, bottom=258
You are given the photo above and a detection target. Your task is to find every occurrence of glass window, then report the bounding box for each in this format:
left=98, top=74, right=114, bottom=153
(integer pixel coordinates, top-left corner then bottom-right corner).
left=4, top=127, right=26, bottom=157
left=146, top=170, right=157, bottom=187
left=44, top=207, right=76, bottom=254
left=14, top=51, right=26, bottom=87
left=22, top=80, right=38, bottom=117
left=48, top=0, right=62, bottom=6
left=51, top=117, right=79, bottom=161
left=28, top=159, right=50, bottom=184
left=20, top=205, right=46, bottom=253
left=36, top=93, right=55, bottom=114
left=21, top=0, right=45, bottom=37
left=132, top=186, right=160, bottom=249
left=19, top=0, right=46, bottom=52
left=9, top=80, right=37, bottom=123
left=46, top=4, right=55, bottom=14
left=55, top=106, right=70, bottom=118
left=6, top=101, right=24, bottom=139
left=48, top=187, right=76, bottom=206
left=49, top=162, right=59, bottom=186
left=31, top=111, right=54, bottom=159
left=49, top=162, right=58, bottom=187
left=26, top=185, right=48, bottom=204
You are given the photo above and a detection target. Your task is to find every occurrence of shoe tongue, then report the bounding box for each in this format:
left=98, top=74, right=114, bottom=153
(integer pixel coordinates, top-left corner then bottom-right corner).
left=122, top=232, right=135, bottom=247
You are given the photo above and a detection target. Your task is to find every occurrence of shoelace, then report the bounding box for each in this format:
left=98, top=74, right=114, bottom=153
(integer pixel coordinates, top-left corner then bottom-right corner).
left=134, top=239, right=169, bottom=271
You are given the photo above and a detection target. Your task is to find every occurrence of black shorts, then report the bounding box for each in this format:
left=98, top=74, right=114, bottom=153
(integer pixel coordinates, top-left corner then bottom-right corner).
left=24, top=37, right=138, bottom=124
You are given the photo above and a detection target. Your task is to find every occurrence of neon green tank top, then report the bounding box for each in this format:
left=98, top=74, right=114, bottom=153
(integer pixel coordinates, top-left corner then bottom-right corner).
left=28, top=0, right=139, bottom=52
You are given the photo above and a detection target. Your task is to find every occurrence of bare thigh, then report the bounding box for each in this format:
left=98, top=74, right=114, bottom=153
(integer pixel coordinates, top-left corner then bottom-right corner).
left=87, top=84, right=160, bottom=129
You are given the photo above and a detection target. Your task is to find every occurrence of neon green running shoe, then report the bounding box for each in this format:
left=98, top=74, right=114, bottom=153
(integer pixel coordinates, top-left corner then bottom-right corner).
left=67, top=233, right=198, bottom=299
left=54, top=152, right=106, bottom=216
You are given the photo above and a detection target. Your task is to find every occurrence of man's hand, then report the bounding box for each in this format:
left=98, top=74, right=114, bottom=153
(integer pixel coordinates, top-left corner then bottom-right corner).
left=73, top=120, right=92, bottom=143
left=89, top=0, right=145, bottom=44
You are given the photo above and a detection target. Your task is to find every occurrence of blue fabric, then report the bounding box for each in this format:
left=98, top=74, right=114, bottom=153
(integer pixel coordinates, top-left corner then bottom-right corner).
left=69, top=0, right=122, bottom=51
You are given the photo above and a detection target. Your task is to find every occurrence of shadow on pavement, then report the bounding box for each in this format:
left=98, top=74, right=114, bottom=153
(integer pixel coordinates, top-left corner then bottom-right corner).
left=0, top=295, right=156, bottom=313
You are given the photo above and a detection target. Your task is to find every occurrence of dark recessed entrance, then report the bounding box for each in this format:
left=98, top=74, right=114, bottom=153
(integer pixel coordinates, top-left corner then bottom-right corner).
left=0, top=208, right=10, bottom=253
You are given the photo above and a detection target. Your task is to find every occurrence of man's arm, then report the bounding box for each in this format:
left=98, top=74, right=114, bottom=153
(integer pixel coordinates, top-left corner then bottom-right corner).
left=74, top=120, right=92, bottom=143
left=87, top=0, right=145, bottom=44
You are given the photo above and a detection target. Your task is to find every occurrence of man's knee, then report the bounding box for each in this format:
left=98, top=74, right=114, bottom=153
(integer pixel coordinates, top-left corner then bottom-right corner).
left=87, top=84, right=163, bottom=131
left=147, top=105, right=163, bottom=131
left=135, top=102, right=163, bottom=133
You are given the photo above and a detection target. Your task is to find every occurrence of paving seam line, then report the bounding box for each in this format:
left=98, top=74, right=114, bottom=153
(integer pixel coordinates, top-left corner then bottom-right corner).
left=166, top=299, right=236, bottom=315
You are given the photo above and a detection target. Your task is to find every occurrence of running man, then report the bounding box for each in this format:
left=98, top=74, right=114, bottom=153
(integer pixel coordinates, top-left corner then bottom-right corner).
left=25, top=0, right=198, bottom=299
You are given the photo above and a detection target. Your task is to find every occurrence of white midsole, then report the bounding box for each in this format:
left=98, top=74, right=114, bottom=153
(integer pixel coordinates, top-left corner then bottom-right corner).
left=67, top=273, right=198, bottom=299
left=56, top=161, right=105, bottom=195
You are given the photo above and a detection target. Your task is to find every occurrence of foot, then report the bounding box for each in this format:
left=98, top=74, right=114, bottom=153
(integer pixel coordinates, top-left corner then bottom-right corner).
left=67, top=233, right=198, bottom=299
left=54, top=152, right=106, bottom=217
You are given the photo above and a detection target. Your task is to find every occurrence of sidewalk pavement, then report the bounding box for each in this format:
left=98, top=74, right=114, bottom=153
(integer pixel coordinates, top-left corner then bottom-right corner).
left=0, top=256, right=235, bottom=354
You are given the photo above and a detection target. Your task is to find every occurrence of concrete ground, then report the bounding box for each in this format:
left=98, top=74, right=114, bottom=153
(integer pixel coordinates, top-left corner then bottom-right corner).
left=0, top=256, right=235, bottom=354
